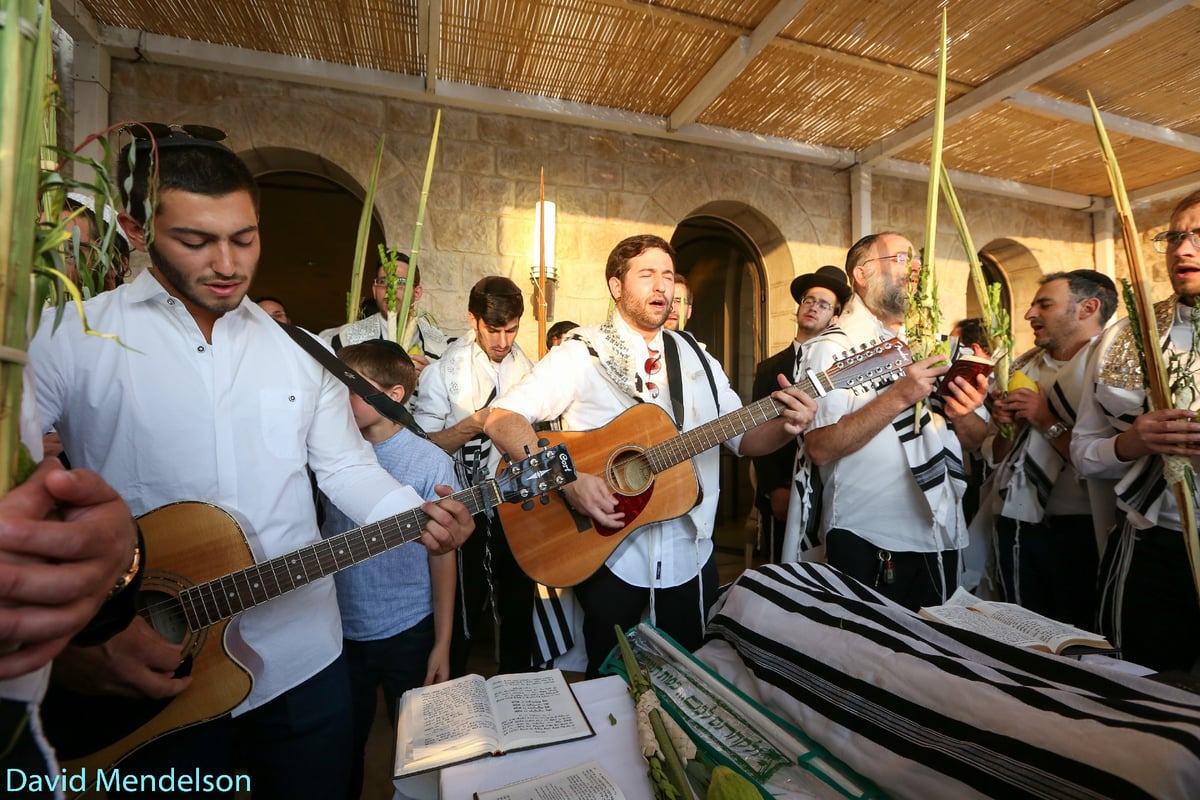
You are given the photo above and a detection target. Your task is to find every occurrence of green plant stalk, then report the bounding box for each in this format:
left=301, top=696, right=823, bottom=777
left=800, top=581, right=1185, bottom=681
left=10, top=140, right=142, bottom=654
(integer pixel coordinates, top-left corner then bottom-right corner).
left=346, top=135, right=386, bottom=325
left=1089, top=92, right=1200, bottom=604
left=908, top=9, right=950, bottom=432
left=395, top=108, right=442, bottom=346
left=614, top=626, right=696, bottom=800
left=939, top=164, right=1014, bottom=436
left=0, top=0, right=48, bottom=492
left=650, top=708, right=694, bottom=800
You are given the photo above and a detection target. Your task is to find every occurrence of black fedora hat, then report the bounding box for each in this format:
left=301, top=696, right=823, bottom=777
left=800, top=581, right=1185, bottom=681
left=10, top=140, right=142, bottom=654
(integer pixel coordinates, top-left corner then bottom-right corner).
left=790, top=265, right=852, bottom=307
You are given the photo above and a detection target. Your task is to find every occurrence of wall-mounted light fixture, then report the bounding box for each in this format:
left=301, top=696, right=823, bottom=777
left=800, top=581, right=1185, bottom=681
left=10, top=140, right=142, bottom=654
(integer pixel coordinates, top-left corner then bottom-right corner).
left=531, top=199, right=557, bottom=325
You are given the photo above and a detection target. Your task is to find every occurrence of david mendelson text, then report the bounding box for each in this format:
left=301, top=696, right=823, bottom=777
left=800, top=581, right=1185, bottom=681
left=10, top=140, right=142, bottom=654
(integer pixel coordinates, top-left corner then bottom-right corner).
left=8, top=768, right=251, bottom=794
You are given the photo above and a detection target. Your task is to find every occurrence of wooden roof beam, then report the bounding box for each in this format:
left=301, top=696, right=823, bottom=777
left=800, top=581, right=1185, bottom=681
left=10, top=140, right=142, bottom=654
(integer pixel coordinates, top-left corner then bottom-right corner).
left=1006, top=90, right=1200, bottom=154
left=668, top=0, right=809, bottom=131
left=858, top=0, right=1191, bottom=166
left=419, top=0, right=440, bottom=94
left=92, top=26, right=1099, bottom=211
left=50, top=0, right=102, bottom=44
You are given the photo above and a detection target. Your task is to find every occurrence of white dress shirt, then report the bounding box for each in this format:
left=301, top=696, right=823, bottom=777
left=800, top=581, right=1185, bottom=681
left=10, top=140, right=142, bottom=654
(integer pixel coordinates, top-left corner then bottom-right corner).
left=491, top=315, right=743, bottom=588
left=29, top=271, right=424, bottom=712
left=1072, top=302, right=1200, bottom=531
left=802, top=298, right=966, bottom=553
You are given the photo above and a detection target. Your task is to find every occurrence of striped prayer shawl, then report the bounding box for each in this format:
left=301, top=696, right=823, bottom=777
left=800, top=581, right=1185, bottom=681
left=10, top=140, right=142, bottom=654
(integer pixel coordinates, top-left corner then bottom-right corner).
left=891, top=397, right=967, bottom=515
left=700, top=562, right=1200, bottom=800
left=790, top=321, right=966, bottom=553
left=993, top=344, right=1095, bottom=524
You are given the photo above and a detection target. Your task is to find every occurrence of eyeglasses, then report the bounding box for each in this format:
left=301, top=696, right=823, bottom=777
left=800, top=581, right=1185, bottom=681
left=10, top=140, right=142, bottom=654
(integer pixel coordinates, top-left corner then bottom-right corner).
left=862, top=252, right=920, bottom=269
left=800, top=296, right=834, bottom=311
left=671, top=297, right=692, bottom=308
left=1152, top=229, right=1200, bottom=253
left=373, top=278, right=407, bottom=287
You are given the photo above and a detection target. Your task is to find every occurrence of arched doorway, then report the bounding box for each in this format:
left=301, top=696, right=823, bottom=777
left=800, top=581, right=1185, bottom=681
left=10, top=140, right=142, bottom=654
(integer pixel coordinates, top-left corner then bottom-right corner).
left=971, top=239, right=1043, bottom=354
left=241, top=148, right=387, bottom=332
left=670, top=206, right=790, bottom=554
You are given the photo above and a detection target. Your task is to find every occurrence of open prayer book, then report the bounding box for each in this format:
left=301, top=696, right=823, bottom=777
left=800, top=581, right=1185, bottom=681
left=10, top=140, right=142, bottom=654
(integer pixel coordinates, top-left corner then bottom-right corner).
left=473, top=760, right=625, bottom=800
left=393, top=669, right=594, bottom=778
left=919, top=587, right=1114, bottom=655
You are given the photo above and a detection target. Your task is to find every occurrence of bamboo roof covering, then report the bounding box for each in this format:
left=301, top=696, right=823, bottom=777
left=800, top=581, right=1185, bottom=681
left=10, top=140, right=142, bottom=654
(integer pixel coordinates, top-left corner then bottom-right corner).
left=63, top=0, right=1200, bottom=207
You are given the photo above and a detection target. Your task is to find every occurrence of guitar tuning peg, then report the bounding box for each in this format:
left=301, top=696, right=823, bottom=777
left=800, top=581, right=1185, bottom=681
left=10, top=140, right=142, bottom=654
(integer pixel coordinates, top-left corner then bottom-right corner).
left=522, top=500, right=534, bottom=511
left=537, top=438, right=549, bottom=448
left=523, top=445, right=532, bottom=455
left=540, top=495, right=550, bottom=505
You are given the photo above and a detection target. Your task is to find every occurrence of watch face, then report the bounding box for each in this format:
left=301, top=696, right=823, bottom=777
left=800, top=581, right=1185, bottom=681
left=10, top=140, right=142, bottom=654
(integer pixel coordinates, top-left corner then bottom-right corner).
left=1046, top=423, right=1066, bottom=439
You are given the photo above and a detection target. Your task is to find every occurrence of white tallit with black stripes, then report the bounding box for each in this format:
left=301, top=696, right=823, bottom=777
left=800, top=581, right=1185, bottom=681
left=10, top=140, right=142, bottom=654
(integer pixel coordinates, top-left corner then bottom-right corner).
left=698, top=562, right=1200, bottom=800
left=992, top=342, right=1096, bottom=523
left=804, top=304, right=967, bottom=549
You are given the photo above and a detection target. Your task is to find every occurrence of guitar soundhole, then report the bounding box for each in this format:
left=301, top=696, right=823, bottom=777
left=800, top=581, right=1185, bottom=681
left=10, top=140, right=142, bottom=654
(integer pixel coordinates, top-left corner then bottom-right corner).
left=139, top=589, right=190, bottom=645
left=607, top=447, right=653, bottom=496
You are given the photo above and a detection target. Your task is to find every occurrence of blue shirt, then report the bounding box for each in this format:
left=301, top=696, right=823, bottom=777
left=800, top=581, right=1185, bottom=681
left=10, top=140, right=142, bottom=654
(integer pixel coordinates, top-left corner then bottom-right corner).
left=320, top=428, right=461, bottom=640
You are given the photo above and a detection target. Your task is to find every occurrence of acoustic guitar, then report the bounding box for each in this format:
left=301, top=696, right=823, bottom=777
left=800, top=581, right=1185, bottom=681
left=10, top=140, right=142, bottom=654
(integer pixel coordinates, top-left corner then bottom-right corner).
left=499, top=338, right=912, bottom=587
left=42, top=445, right=576, bottom=796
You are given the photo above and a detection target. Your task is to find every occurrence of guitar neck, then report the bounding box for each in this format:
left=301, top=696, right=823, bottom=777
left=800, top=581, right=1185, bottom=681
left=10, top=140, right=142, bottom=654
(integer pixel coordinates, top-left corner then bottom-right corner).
left=177, top=483, right=498, bottom=630
left=644, top=371, right=832, bottom=472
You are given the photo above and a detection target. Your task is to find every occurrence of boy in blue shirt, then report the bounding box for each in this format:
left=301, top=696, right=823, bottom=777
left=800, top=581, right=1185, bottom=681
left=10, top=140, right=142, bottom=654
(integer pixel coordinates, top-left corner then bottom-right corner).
left=321, top=340, right=459, bottom=798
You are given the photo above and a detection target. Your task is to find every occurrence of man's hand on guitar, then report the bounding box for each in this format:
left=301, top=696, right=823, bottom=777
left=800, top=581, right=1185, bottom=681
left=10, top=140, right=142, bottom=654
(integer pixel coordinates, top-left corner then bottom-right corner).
left=772, top=375, right=818, bottom=435
left=52, top=616, right=191, bottom=699
left=562, top=474, right=624, bottom=529
left=0, top=459, right=137, bottom=680
left=420, top=485, right=475, bottom=555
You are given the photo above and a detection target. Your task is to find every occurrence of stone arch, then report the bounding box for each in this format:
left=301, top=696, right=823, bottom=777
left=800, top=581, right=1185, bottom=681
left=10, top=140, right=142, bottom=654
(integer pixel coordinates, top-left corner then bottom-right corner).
left=671, top=201, right=791, bottom=377
left=669, top=201, right=791, bottom=554
left=240, top=146, right=388, bottom=332
left=976, top=237, right=1043, bottom=354
left=648, top=161, right=820, bottom=354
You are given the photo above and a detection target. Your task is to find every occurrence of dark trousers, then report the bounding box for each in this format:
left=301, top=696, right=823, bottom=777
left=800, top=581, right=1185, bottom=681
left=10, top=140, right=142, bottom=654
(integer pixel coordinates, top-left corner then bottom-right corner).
left=996, top=514, right=1099, bottom=630
left=575, top=554, right=718, bottom=678
left=344, top=615, right=434, bottom=800
left=826, top=528, right=958, bottom=611
left=1100, top=524, right=1200, bottom=673
left=121, top=655, right=353, bottom=800
left=450, top=515, right=534, bottom=677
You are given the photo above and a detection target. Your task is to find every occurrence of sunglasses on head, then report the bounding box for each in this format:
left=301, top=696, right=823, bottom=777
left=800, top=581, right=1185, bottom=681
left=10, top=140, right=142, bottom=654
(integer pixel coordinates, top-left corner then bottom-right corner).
left=121, top=123, right=231, bottom=154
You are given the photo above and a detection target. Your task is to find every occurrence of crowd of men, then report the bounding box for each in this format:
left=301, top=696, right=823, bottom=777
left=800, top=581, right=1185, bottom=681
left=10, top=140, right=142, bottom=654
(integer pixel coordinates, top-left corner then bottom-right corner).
left=2, top=124, right=1200, bottom=799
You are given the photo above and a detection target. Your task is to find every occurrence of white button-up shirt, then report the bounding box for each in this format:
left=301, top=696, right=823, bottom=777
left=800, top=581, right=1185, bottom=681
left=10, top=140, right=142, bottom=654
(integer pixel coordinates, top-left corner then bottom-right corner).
left=30, top=271, right=424, bottom=712
left=492, top=315, right=743, bottom=587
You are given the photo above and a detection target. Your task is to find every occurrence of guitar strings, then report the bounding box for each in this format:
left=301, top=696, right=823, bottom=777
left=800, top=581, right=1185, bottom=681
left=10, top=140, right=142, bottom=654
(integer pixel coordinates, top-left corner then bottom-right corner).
left=130, top=481, right=504, bottom=630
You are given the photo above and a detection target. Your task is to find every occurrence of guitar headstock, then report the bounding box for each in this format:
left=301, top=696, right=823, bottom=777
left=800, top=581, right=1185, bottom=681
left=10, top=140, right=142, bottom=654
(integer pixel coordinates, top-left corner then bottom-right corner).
left=827, top=337, right=913, bottom=394
left=494, top=443, right=577, bottom=507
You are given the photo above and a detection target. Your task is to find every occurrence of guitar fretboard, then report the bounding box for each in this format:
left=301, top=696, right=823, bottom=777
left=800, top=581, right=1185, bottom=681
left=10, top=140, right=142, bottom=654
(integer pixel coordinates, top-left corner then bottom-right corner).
left=177, top=482, right=501, bottom=631
left=643, top=372, right=830, bottom=473
left=642, top=337, right=910, bottom=473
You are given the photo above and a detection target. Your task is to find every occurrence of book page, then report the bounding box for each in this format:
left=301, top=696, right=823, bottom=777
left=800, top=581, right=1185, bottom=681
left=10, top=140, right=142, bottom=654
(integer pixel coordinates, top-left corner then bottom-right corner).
left=487, top=670, right=593, bottom=751
left=474, top=760, right=626, bottom=800
left=973, top=601, right=1111, bottom=652
left=395, top=673, right=500, bottom=775
left=920, top=604, right=1049, bottom=650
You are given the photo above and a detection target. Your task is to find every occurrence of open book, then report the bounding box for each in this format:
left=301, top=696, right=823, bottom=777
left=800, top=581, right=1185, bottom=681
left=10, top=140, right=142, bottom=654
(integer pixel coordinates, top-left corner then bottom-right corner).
left=394, top=669, right=594, bottom=778
left=474, top=761, right=625, bottom=800
left=919, top=587, right=1114, bottom=655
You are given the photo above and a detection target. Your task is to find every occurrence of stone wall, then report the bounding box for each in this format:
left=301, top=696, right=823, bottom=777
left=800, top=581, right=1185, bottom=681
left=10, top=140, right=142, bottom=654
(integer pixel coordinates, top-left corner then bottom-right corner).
left=108, top=60, right=1182, bottom=359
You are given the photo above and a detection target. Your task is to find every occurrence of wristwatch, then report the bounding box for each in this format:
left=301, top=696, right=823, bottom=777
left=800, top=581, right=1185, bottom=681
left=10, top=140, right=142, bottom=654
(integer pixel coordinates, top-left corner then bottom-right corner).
left=1044, top=422, right=1068, bottom=440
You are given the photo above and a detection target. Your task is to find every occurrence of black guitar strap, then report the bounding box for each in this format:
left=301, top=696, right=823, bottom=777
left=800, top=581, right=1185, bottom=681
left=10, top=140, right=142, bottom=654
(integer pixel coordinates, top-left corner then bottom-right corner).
left=661, top=333, right=686, bottom=431
left=662, top=330, right=719, bottom=431
left=276, top=322, right=430, bottom=440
